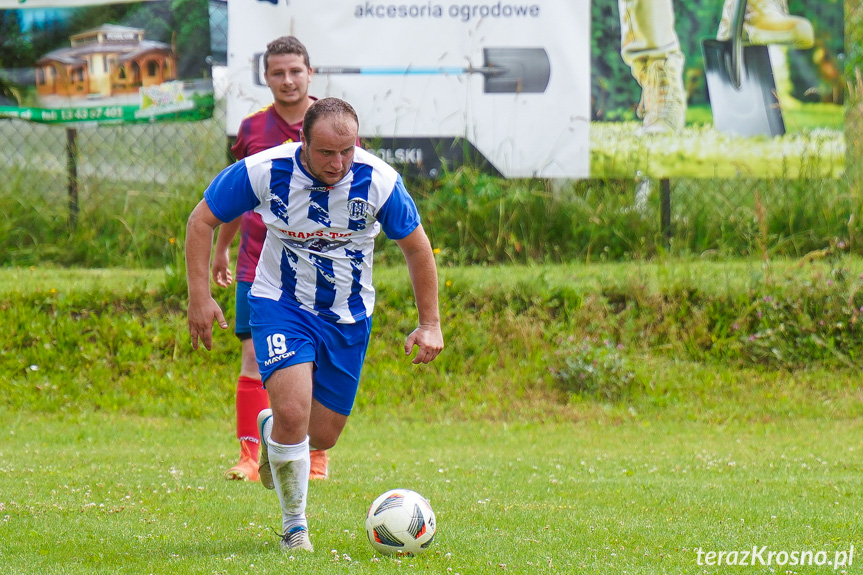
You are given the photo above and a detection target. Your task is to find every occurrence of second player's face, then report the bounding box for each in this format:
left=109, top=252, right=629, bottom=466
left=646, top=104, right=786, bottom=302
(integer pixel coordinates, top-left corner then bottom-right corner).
left=265, top=53, right=311, bottom=108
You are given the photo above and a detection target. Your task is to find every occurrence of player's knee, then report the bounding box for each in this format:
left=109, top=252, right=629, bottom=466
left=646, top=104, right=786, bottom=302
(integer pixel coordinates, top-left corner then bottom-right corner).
left=309, top=432, right=339, bottom=451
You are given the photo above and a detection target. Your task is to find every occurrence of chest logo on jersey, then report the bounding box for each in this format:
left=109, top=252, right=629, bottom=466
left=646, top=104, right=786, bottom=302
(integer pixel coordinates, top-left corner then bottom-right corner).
left=348, top=198, right=372, bottom=221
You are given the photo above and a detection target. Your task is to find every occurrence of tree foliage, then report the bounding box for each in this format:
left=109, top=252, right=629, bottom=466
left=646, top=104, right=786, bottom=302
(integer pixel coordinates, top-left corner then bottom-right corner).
left=171, top=0, right=212, bottom=78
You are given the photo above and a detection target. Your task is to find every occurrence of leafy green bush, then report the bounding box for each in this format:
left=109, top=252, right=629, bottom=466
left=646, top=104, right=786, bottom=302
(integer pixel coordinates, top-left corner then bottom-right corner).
left=702, top=261, right=863, bottom=367
left=552, top=336, right=640, bottom=401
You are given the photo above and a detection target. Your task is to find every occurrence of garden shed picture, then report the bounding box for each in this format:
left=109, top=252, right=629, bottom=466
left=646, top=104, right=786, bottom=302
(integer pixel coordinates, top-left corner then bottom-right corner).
left=34, top=23, right=176, bottom=104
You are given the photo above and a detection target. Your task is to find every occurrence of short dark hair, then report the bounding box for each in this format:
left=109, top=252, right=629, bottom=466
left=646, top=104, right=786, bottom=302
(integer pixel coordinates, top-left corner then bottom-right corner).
left=264, top=36, right=310, bottom=71
left=303, top=98, right=359, bottom=143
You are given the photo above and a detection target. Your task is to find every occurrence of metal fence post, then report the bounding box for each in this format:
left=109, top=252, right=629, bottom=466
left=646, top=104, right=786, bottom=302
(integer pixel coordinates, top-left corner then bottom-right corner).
left=660, top=178, right=671, bottom=250
left=66, top=127, right=79, bottom=231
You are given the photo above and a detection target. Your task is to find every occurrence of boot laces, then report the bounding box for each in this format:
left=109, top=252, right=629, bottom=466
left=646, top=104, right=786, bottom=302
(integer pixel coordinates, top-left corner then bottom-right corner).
left=639, top=60, right=680, bottom=128
left=281, top=526, right=310, bottom=549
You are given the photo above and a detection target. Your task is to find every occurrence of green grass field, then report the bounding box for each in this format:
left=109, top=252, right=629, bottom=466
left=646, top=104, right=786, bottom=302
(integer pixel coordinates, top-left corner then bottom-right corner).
left=1, top=413, right=860, bottom=574
left=2, top=262, right=862, bottom=573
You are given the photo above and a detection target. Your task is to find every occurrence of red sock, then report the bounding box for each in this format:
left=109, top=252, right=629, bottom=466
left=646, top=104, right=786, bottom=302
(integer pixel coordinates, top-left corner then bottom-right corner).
left=236, top=376, right=269, bottom=459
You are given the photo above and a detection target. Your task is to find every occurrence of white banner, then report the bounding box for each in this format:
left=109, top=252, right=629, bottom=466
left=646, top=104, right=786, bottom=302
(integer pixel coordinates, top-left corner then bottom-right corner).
left=225, top=0, right=590, bottom=178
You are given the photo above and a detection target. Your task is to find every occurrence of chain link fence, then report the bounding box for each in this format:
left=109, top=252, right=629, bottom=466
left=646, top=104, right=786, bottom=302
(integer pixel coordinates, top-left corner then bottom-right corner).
left=0, top=98, right=229, bottom=189
left=1, top=0, right=860, bottom=262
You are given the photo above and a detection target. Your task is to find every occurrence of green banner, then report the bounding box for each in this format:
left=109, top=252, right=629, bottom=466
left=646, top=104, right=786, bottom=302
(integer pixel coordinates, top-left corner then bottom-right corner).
left=0, top=0, right=214, bottom=125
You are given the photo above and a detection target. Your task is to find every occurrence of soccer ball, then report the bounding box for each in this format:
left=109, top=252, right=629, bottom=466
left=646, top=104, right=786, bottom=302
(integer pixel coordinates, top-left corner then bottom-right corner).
left=365, top=488, right=436, bottom=556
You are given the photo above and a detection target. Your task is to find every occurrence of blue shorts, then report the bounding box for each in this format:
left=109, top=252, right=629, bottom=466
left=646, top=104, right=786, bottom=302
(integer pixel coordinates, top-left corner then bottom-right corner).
left=235, top=281, right=252, bottom=339
left=248, top=294, right=372, bottom=416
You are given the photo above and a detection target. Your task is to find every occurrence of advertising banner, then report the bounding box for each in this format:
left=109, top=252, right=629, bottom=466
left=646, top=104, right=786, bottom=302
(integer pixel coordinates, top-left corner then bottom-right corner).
left=225, top=0, right=844, bottom=180
left=589, top=0, right=844, bottom=179
left=0, top=0, right=214, bottom=125
left=225, top=0, right=590, bottom=179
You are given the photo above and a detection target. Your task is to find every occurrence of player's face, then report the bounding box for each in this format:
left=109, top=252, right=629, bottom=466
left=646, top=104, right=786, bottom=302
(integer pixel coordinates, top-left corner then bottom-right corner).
left=300, top=117, right=357, bottom=186
left=264, top=53, right=311, bottom=108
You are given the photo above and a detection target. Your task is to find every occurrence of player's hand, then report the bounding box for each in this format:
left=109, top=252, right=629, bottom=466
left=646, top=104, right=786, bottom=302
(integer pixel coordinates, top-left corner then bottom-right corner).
left=188, top=297, right=228, bottom=351
left=404, top=323, right=443, bottom=364
left=212, top=248, right=233, bottom=288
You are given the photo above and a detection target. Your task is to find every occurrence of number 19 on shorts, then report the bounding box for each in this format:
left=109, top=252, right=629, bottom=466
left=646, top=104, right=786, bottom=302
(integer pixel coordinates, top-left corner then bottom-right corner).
left=267, top=333, right=287, bottom=357
left=264, top=333, right=295, bottom=366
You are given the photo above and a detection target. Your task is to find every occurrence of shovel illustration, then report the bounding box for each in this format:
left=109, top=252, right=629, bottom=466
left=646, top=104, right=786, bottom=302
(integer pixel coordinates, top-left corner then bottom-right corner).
left=701, top=0, right=785, bottom=137
left=253, top=47, right=551, bottom=94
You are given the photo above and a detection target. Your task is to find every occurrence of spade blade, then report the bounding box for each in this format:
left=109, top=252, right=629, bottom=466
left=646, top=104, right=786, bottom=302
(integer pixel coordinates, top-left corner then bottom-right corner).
left=702, top=39, right=785, bottom=137
left=480, top=47, right=550, bottom=94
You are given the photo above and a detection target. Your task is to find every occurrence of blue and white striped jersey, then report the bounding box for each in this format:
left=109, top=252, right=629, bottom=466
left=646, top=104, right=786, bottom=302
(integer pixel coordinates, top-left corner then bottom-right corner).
left=204, top=142, right=421, bottom=324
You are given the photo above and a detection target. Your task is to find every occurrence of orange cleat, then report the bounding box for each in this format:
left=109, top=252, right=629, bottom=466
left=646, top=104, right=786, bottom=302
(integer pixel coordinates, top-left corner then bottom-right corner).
left=224, top=439, right=260, bottom=482
left=309, top=449, right=329, bottom=480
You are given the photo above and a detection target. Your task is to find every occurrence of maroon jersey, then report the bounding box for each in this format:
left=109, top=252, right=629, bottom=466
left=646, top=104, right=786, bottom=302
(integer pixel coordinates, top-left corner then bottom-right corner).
left=230, top=104, right=304, bottom=283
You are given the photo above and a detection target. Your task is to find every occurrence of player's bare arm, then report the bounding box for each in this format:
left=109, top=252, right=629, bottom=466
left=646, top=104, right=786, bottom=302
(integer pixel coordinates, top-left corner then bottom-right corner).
left=186, top=200, right=229, bottom=351
left=394, top=224, right=444, bottom=364
left=212, top=216, right=241, bottom=287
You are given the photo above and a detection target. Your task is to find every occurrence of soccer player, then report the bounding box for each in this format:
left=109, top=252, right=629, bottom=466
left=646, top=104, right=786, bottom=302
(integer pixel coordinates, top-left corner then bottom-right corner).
left=186, top=97, right=444, bottom=552
left=212, top=36, right=330, bottom=482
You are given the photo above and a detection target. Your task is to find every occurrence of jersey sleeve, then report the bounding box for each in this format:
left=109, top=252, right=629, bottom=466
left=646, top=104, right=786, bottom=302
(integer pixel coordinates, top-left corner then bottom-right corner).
left=376, top=175, right=421, bottom=240
left=230, top=117, right=253, bottom=160
left=203, top=160, right=260, bottom=223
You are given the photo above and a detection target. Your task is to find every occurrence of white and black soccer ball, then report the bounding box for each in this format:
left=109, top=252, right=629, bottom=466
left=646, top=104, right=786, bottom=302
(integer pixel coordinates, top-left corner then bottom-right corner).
left=365, top=488, right=436, bottom=556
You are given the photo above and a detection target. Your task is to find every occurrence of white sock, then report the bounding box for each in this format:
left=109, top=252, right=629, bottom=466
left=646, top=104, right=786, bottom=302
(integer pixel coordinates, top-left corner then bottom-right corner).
left=267, top=435, right=310, bottom=534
